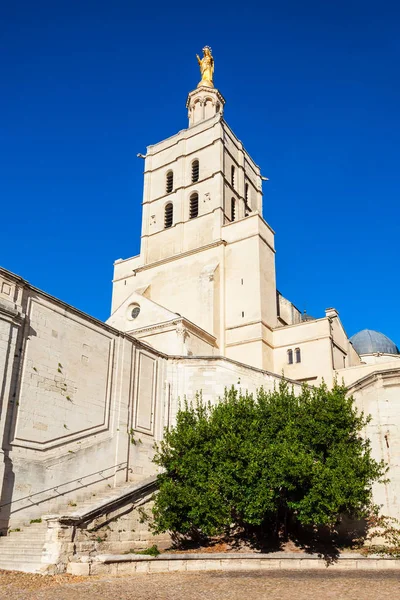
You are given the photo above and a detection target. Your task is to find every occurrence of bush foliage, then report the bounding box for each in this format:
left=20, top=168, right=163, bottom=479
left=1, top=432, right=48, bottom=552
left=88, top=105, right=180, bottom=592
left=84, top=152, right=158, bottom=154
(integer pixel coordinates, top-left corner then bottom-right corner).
left=152, top=380, right=386, bottom=540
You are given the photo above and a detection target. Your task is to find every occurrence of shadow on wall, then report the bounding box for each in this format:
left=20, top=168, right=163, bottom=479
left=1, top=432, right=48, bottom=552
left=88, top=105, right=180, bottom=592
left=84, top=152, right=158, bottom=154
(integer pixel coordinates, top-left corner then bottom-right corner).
left=0, top=293, right=34, bottom=534
left=0, top=463, right=127, bottom=525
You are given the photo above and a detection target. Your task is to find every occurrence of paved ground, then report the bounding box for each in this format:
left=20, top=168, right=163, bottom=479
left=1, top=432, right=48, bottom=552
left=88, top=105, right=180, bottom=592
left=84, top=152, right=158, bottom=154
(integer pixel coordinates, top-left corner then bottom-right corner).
left=1, top=569, right=400, bottom=600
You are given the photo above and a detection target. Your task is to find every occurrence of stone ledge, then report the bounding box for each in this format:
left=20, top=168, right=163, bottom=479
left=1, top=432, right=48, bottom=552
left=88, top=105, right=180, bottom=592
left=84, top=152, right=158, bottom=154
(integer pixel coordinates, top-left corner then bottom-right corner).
left=67, top=552, right=400, bottom=575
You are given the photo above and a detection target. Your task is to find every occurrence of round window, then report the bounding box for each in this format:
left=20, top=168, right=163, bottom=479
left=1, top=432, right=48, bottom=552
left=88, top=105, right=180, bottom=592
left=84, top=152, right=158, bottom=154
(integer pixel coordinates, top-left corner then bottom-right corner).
left=131, top=305, right=140, bottom=319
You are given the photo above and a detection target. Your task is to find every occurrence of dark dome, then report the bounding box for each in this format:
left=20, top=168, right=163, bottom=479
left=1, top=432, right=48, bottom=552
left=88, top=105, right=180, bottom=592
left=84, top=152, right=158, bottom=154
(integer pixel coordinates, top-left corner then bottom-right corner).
left=301, top=310, right=315, bottom=322
left=350, top=329, right=399, bottom=356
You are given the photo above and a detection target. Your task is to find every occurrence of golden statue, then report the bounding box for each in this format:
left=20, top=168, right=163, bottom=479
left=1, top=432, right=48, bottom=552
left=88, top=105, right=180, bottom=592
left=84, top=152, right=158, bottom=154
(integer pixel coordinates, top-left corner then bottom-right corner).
left=196, top=46, right=214, bottom=88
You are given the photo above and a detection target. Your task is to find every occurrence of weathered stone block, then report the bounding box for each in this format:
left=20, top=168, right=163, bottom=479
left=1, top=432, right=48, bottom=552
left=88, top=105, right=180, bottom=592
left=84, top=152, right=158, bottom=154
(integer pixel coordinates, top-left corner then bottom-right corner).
left=186, top=559, right=207, bottom=571
left=135, top=561, right=150, bottom=573
left=67, top=562, right=90, bottom=576
left=148, top=560, right=170, bottom=573
left=167, top=559, right=187, bottom=571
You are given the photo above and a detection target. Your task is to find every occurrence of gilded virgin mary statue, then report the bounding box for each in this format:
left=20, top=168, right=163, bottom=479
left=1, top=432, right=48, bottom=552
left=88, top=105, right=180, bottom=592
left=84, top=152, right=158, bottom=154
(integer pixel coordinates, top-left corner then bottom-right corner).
left=196, top=46, right=214, bottom=88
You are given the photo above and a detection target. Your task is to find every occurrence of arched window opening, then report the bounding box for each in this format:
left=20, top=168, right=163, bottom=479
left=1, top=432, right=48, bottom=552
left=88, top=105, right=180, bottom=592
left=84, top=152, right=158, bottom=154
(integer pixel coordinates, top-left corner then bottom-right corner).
left=189, top=193, right=199, bottom=219
left=287, top=349, right=293, bottom=365
left=245, top=182, right=250, bottom=217
left=166, top=171, right=174, bottom=194
left=191, top=160, right=199, bottom=183
left=231, top=198, right=236, bottom=222
left=231, top=166, right=235, bottom=188
left=295, top=348, right=301, bottom=363
left=164, top=203, right=173, bottom=228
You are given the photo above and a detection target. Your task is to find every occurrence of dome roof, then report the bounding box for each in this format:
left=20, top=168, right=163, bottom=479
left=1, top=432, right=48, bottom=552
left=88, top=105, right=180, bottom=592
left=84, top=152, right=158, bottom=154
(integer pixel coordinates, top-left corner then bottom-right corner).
left=350, top=329, right=399, bottom=356
left=301, top=310, right=316, bottom=322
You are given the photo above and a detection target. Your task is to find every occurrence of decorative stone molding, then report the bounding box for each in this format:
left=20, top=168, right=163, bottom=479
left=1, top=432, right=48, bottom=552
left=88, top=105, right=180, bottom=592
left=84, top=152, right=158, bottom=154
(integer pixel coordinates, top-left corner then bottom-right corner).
left=176, top=322, right=189, bottom=343
left=129, top=316, right=217, bottom=348
left=0, top=297, right=22, bottom=323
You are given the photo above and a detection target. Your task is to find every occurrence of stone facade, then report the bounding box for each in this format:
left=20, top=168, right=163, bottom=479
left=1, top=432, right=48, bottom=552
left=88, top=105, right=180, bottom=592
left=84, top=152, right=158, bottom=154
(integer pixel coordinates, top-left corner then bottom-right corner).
left=1, top=62, right=400, bottom=550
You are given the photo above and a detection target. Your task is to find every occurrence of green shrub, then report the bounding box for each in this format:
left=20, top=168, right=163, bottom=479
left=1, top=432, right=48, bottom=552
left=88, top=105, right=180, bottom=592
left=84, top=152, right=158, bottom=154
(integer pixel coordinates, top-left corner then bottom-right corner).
left=152, top=380, right=387, bottom=541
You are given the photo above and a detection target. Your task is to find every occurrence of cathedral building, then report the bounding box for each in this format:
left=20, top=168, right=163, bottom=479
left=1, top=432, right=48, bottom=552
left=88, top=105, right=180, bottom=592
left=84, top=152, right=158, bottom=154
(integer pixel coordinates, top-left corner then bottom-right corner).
left=0, top=47, right=399, bottom=572
left=107, top=47, right=398, bottom=385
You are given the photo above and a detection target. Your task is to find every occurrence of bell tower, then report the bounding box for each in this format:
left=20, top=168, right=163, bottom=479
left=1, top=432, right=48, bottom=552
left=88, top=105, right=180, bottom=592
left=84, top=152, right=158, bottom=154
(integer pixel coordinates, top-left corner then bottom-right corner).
left=108, top=47, right=278, bottom=371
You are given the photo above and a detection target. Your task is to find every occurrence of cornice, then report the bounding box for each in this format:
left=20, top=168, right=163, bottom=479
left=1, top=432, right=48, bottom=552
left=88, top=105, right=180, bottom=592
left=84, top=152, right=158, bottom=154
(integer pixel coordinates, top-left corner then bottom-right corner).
left=0, top=298, right=23, bottom=324
left=186, top=86, right=226, bottom=107
left=130, top=316, right=217, bottom=345
left=225, top=318, right=274, bottom=334
left=113, top=240, right=226, bottom=281
left=221, top=120, right=261, bottom=173
left=144, top=138, right=222, bottom=175
left=146, top=116, right=221, bottom=157
left=273, top=334, right=332, bottom=349
left=273, top=316, right=328, bottom=332
left=346, top=367, right=400, bottom=393
left=141, top=207, right=222, bottom=240
left=142, top=172, right=224, bottom=204
left=225, top=336, right=275, bottom=350
left=166, top=354, right=302, bottom=387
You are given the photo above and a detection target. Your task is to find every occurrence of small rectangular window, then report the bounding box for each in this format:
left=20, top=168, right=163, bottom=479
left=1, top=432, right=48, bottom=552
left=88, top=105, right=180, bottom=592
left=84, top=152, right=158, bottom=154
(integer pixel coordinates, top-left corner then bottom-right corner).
left=166, top=171, right=173, bottom=194
left=164, top=203, right=173, bottom=228
left=191, top=160, right=199, bottom=183
left=189, top=193, right=199, bottom=219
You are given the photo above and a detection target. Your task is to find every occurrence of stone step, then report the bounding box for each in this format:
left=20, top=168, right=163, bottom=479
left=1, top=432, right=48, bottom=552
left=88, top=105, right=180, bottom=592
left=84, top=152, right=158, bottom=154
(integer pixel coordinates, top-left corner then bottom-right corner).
left=1, top=530, right=46, bottom=536
left=0, top=548, right=44, bottom=557
left=0, top=538, right=45, bottom=545
left=6, top=525, right=46, bottom=531
left=0, top=558, right=43, bottom=569
left=0, top=542, right=45, bottom=549
left=0, top=533, right=47, bottom=541
left=0, top=563, right=44, bottom=573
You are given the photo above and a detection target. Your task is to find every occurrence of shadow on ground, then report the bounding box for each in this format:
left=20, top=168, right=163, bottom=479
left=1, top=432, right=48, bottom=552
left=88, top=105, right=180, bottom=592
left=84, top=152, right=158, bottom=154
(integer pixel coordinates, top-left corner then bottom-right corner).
left=167, top=517, right=368, bottom=565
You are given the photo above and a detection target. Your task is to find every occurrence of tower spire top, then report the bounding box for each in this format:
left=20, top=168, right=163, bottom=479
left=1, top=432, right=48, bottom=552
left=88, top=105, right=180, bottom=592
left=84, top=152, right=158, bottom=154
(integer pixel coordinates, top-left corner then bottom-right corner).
left=187, top=46, right=224, bottom=127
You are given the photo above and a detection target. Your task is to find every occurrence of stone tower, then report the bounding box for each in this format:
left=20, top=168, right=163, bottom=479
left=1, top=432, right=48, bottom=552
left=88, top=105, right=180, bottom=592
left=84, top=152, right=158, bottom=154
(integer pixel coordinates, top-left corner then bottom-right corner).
left=108, top=49, right=278, bottom=370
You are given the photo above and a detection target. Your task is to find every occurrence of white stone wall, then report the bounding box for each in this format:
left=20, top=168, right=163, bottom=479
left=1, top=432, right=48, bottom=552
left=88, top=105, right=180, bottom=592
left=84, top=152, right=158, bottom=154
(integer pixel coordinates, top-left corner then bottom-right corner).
left=347, top=368, right=400, bottom=520
left=277, top=293, right=301, bottom=326
left=0, top=269, right=168, bottom=531
left=166, top=356, right=301, bottom=428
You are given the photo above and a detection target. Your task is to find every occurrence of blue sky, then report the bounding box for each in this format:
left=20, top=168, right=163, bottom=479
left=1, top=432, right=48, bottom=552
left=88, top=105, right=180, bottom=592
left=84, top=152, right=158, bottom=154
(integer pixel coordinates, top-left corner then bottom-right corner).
left=1, top=1, right=399, bottom=345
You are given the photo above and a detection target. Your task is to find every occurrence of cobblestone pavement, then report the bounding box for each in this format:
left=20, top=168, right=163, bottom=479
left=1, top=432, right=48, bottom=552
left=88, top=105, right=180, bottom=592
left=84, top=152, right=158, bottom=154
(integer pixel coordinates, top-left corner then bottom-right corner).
left=1, top=569, right=400, bottom=600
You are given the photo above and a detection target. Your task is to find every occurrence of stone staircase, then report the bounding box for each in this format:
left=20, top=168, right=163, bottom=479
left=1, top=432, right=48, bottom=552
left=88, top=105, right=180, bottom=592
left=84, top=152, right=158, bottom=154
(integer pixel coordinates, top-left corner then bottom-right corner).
left=60, top=476, right=156, bottom=519
left=0, top=476, right=163, bottom=573
left=0, top=522, right=48, bottom=573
